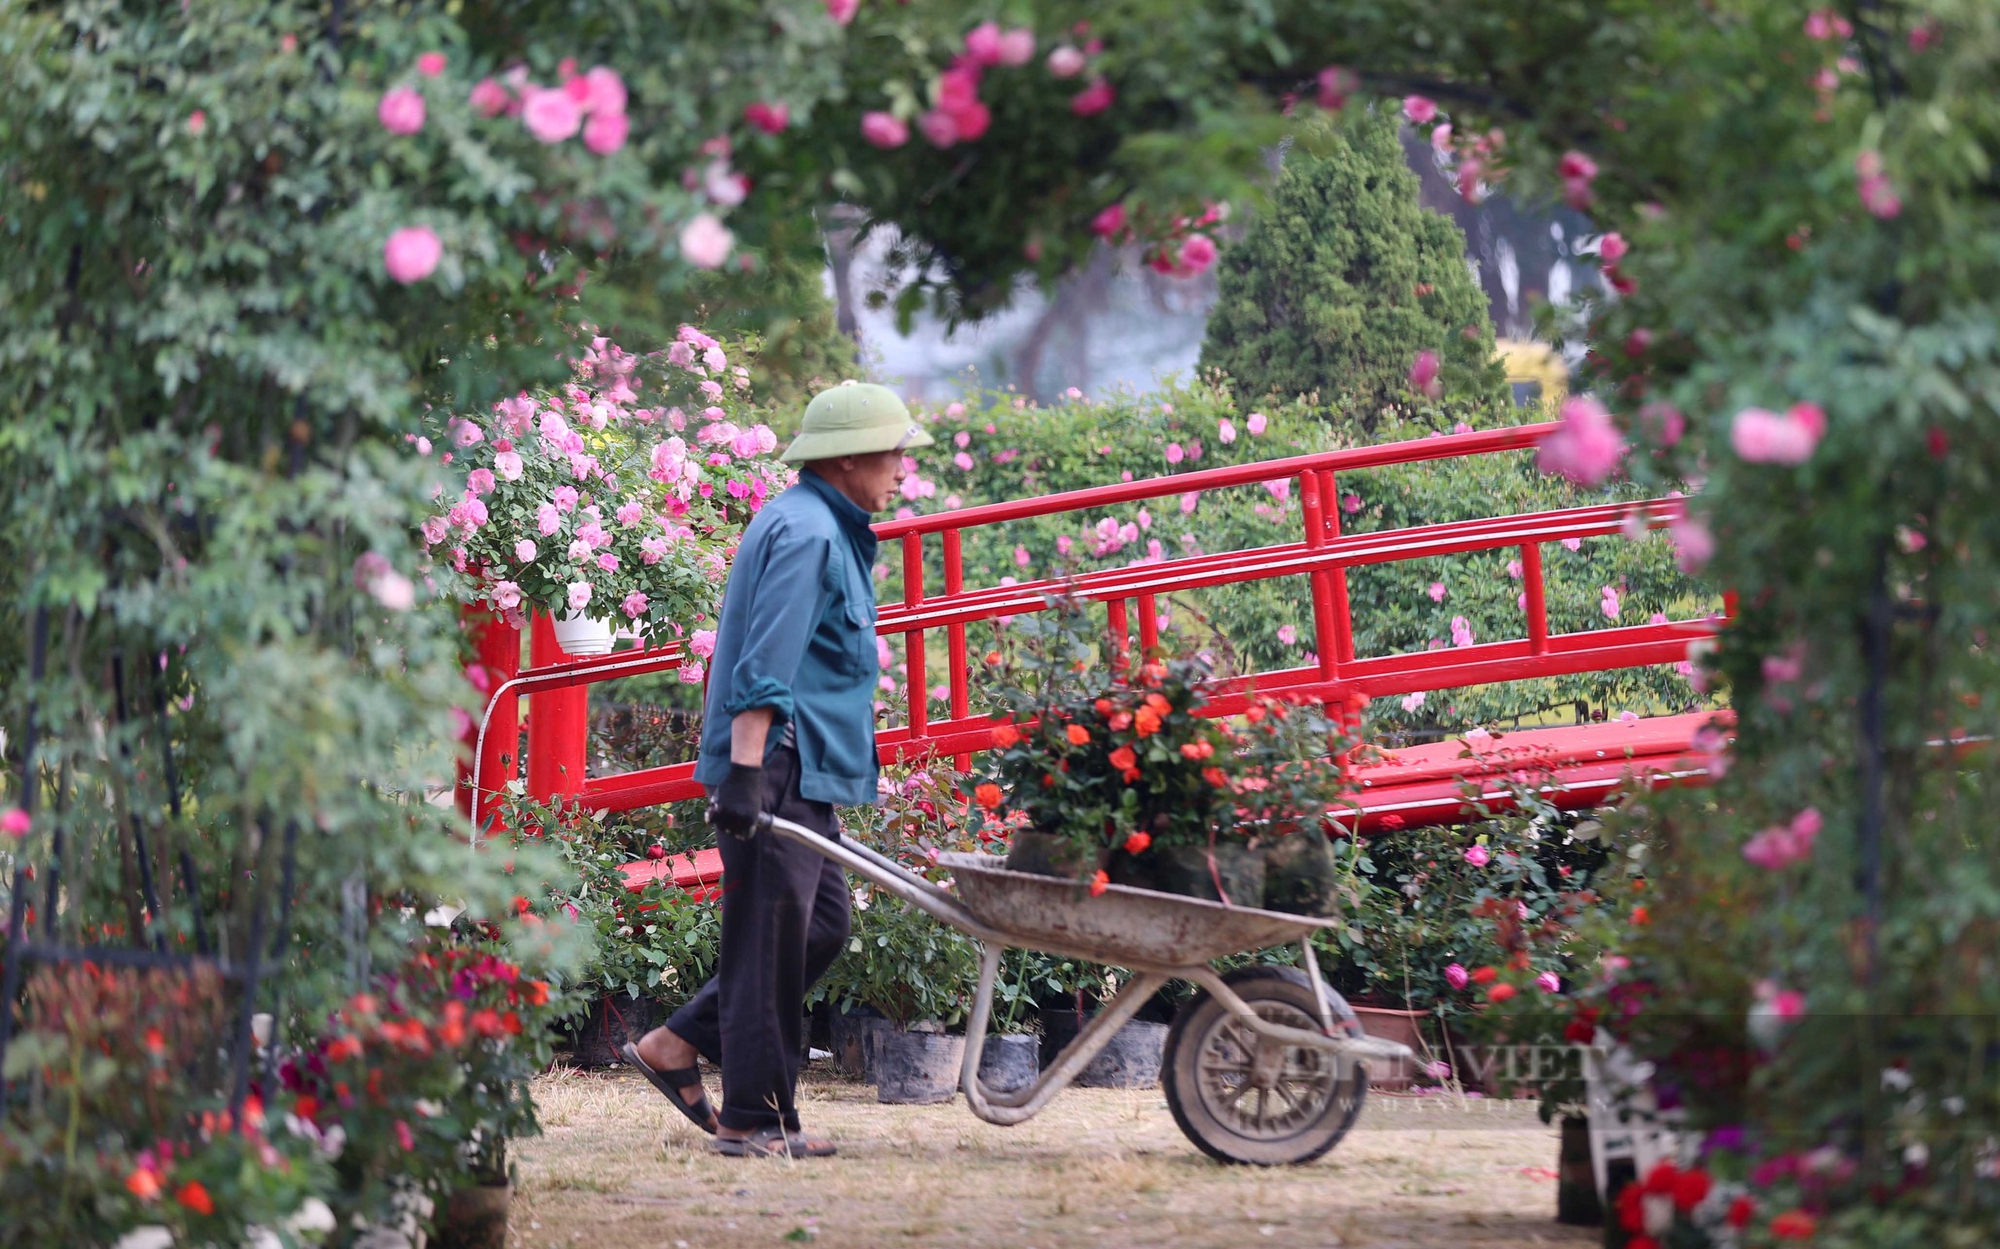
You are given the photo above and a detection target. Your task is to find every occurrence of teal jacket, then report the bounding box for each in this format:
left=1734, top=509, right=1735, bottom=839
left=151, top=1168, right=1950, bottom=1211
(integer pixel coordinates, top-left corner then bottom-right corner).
left=693, top=470, right=881, bottom=805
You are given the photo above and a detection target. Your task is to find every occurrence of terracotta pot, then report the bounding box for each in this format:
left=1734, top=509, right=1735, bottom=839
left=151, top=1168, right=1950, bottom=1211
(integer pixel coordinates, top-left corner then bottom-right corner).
left=1348, top=1004, right=1426, bottom=1092
left=431, top=1182, right=510, bottom=1249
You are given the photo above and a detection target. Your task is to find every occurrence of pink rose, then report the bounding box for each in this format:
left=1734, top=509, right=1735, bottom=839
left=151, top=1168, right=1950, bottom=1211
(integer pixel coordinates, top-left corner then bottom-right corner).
left=1047, top=45, right=1087, bottom=78
left=522, top=88, right=582, bottom=143
left=1408, top=349, right=1441, bottom=399
left=997, top=28, right=1035, bottom=66
left=583, top=111, right=628, bottom=155
left=678, top=661, right=706, bottom=684
left=382, top=226, right=442, bottom=284
left=743, top=101, right=790, bottom=134
left=1, top=807, right=30, bottom=839
left=1402, top=95, right=1438, bottom=124
left=491, top=580, right=523, bottom=612
left=1089, top=202, right=1126, bottom=238
left=1730, top=407, right=1819, bottom=464
left=1599, top=232, right=1629, bottom=264
left=860, top=111, right=908, bottom=148
left=964, top=21, right=1004, bottom=66
left=1444, top=963, right=1470, bottom=990
left=1428, top=581, right=1447, bottom=603
left=1463, top=844, right=1491, bottom=868
left=466, top=468, right=496, bottom=496
left=1536, top=972, right=1561, bottom=994
left=416, top=52, right=447, bottom=77
left=378, top=87, right=426, bottom=135
left=536, top=504, right=561, bottom=536
left=1246, top=412, right=1266, bottom=436
left=494, top=450, right=523, bottom=481
left=1316, top=66, right=1357, bottom=111
left=690, top=629, right=718, bottom=659
left=621, top=591, right=649, bottom=619
left=514, top=539, right=538, bottom=563
left=918, top=109, right=960, bottom=148
left=566, top=582, right=593, bottom=613
left=1070, top=78, right=1115, bottom=117
left=1537, top=395, right=1627, bottom=486
left=469, top=78, right=510, bottom=117
left=1217, top=419, right=1236, bottom=444
left=679, top=213, right=734, bottom=269
left=585, top=67, right=627, bottom=116
left=1179, top=233, right=1217, bottom=273
left=825, top=0, right=859, bottom=25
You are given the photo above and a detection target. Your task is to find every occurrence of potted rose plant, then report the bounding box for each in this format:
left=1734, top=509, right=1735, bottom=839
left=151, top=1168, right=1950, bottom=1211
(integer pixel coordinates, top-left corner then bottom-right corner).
left=419, top=329, right=790, bottom=662
left=973, top=606, right=1355, bottom=912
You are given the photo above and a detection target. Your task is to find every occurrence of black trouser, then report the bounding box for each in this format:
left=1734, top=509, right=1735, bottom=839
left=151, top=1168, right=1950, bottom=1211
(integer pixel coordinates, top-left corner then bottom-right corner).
left=665, top=746, right=851, bottom=1133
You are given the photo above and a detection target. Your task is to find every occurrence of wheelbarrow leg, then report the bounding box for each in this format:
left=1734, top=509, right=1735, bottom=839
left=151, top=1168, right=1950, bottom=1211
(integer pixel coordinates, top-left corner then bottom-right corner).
left=1299, top=937, right=1337, bottom=1034
left=960, top=949, right=1169, bottom=1125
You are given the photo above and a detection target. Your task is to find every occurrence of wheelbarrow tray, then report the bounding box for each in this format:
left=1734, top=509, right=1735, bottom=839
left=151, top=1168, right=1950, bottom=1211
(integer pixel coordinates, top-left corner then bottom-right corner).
left=934, top=852, right=1339, bottom=969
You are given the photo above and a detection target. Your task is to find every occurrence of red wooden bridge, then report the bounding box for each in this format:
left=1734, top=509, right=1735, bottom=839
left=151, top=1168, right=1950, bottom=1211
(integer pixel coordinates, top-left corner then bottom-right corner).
left=455, top=422, right=1726, bottom=892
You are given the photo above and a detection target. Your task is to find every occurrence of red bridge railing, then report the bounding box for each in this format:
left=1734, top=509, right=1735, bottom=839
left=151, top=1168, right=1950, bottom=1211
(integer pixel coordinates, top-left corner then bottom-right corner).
left=458, top=422, right=1724, bottom=834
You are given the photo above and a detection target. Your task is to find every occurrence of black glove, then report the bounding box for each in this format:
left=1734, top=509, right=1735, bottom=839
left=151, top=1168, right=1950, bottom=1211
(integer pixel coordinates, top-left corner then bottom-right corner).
left=707, top=763, right=766, bottom=839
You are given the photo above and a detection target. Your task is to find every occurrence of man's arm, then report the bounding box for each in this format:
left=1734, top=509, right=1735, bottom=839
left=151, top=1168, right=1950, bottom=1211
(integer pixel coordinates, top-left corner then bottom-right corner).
left=730, top=706, right=774, bottom=766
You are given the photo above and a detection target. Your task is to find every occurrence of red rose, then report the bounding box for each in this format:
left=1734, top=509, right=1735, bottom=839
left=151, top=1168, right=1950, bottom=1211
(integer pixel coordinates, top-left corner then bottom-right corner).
left=175, top=1181, right=214, bottom=1217
left=1471, top=966, right=1500, bottom=985
left=991, top=722, right=1021, bottom=748
left=1123, top=831, right=1152, bottom=854
left=1088, top=869, right=1109, bottom=897
left=1487, top=983, right=1517, bottom=1003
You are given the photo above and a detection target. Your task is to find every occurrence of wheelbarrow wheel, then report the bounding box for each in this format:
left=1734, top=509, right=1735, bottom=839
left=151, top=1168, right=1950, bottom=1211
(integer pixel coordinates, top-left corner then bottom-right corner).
left=1162, top=965, right=1367, bottom=1166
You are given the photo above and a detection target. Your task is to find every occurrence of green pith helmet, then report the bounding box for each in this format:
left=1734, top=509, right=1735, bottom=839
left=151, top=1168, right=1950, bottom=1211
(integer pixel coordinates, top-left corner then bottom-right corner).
left=779, top=381, right=935, bottom=464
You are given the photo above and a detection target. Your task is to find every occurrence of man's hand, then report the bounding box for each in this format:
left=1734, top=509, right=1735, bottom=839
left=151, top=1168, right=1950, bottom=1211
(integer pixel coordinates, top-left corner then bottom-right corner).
left=708, top=762, right=766, bottom=839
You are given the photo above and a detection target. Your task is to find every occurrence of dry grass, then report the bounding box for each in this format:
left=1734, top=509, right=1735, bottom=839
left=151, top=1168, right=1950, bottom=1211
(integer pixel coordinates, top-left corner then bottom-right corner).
left=506, top=1065, right=1595, bottom=1249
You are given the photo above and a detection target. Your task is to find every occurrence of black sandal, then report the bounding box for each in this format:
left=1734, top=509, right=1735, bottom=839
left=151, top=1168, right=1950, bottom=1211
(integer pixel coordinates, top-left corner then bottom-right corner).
left=619, top=1041, right=718, bottom=1135
left=710, top=1125, right=837, bottom=1158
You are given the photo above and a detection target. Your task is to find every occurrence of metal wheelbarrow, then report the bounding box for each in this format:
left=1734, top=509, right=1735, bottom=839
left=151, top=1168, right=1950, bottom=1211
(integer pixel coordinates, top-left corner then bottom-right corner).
left=761, top=814, right=1416, bottom=1166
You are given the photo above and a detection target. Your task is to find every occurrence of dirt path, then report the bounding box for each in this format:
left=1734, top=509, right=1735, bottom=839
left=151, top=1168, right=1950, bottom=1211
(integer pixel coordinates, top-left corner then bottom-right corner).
left=509, top=1068, right=1595, bottom=1249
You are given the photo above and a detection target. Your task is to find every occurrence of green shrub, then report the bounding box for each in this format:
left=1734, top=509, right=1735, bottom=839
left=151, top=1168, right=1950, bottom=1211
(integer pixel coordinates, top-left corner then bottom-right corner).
left=1199, top=113, right=1508, bottom=429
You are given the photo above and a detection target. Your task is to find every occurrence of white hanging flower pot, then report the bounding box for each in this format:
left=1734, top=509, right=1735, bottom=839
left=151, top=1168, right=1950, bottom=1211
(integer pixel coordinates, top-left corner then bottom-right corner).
left=551, top=610, right=614, bottom=657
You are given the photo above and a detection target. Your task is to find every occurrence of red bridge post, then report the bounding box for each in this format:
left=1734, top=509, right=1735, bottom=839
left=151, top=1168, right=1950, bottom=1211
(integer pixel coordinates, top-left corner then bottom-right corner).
left=458, top=607, right=521, bottom=831
left=526, top=612, right=589, bottom=805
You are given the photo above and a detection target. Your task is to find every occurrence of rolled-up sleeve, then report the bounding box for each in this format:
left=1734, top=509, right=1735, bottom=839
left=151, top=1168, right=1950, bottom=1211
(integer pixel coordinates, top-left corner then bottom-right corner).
left=721, top=520, right=833, bottom=725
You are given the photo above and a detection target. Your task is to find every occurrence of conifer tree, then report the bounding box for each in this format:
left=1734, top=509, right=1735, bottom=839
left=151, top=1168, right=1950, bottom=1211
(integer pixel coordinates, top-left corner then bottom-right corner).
left=1201, top=112, right=1506, bottom=429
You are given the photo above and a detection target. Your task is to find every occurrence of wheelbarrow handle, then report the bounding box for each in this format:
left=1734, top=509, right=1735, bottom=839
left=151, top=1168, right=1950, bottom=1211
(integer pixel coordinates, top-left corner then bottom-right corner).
left=757, top=814, right=1009, bottom=945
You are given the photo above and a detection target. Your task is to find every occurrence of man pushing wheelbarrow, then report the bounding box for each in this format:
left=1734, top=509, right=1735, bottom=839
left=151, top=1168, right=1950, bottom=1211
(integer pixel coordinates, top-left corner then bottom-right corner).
left=624, top=382, right=1412, bottom=1165
left=623, top=381, right=930, bottom=1159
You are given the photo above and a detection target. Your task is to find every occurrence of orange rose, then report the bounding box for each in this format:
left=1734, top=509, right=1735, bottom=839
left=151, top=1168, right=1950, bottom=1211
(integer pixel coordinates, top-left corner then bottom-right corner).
left=1770, top=1211, right=1817, bottom=1239
left=1487, top=983, right=1518, bottom=1004
left=1201, top=766, right=1228, bottom=787
left=1094, top=698, right=1114, bottom=715
left=1108, top=746, right=1137, bottom=773
left=1123, top=831, right=1152, bottom=854
left=1134, top=707, right=1161, bottom=737
left=1179, top=739, right=1214, bottom=760
left=1088, top=869, right=1110, bottom=897
left=1471, top=966, right=1499, bottom=985
left=974, top=782, right=1004, bottom=809
left=1631, top=905, right=1651, bottom=926
left=126, top=1168, right=161, bottom=1202
left=1143, top=693, right=1171, bottom=715
left=1108, top=711, right=1133, bottom=731
left=991, top=723, right=1021, bottom=748
left=1065, top=724, right=1091, bottom=745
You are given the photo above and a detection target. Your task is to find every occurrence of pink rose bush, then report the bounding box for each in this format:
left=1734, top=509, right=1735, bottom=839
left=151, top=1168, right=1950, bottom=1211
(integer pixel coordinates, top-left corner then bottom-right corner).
left=419, top=330, right=790, bottom=669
